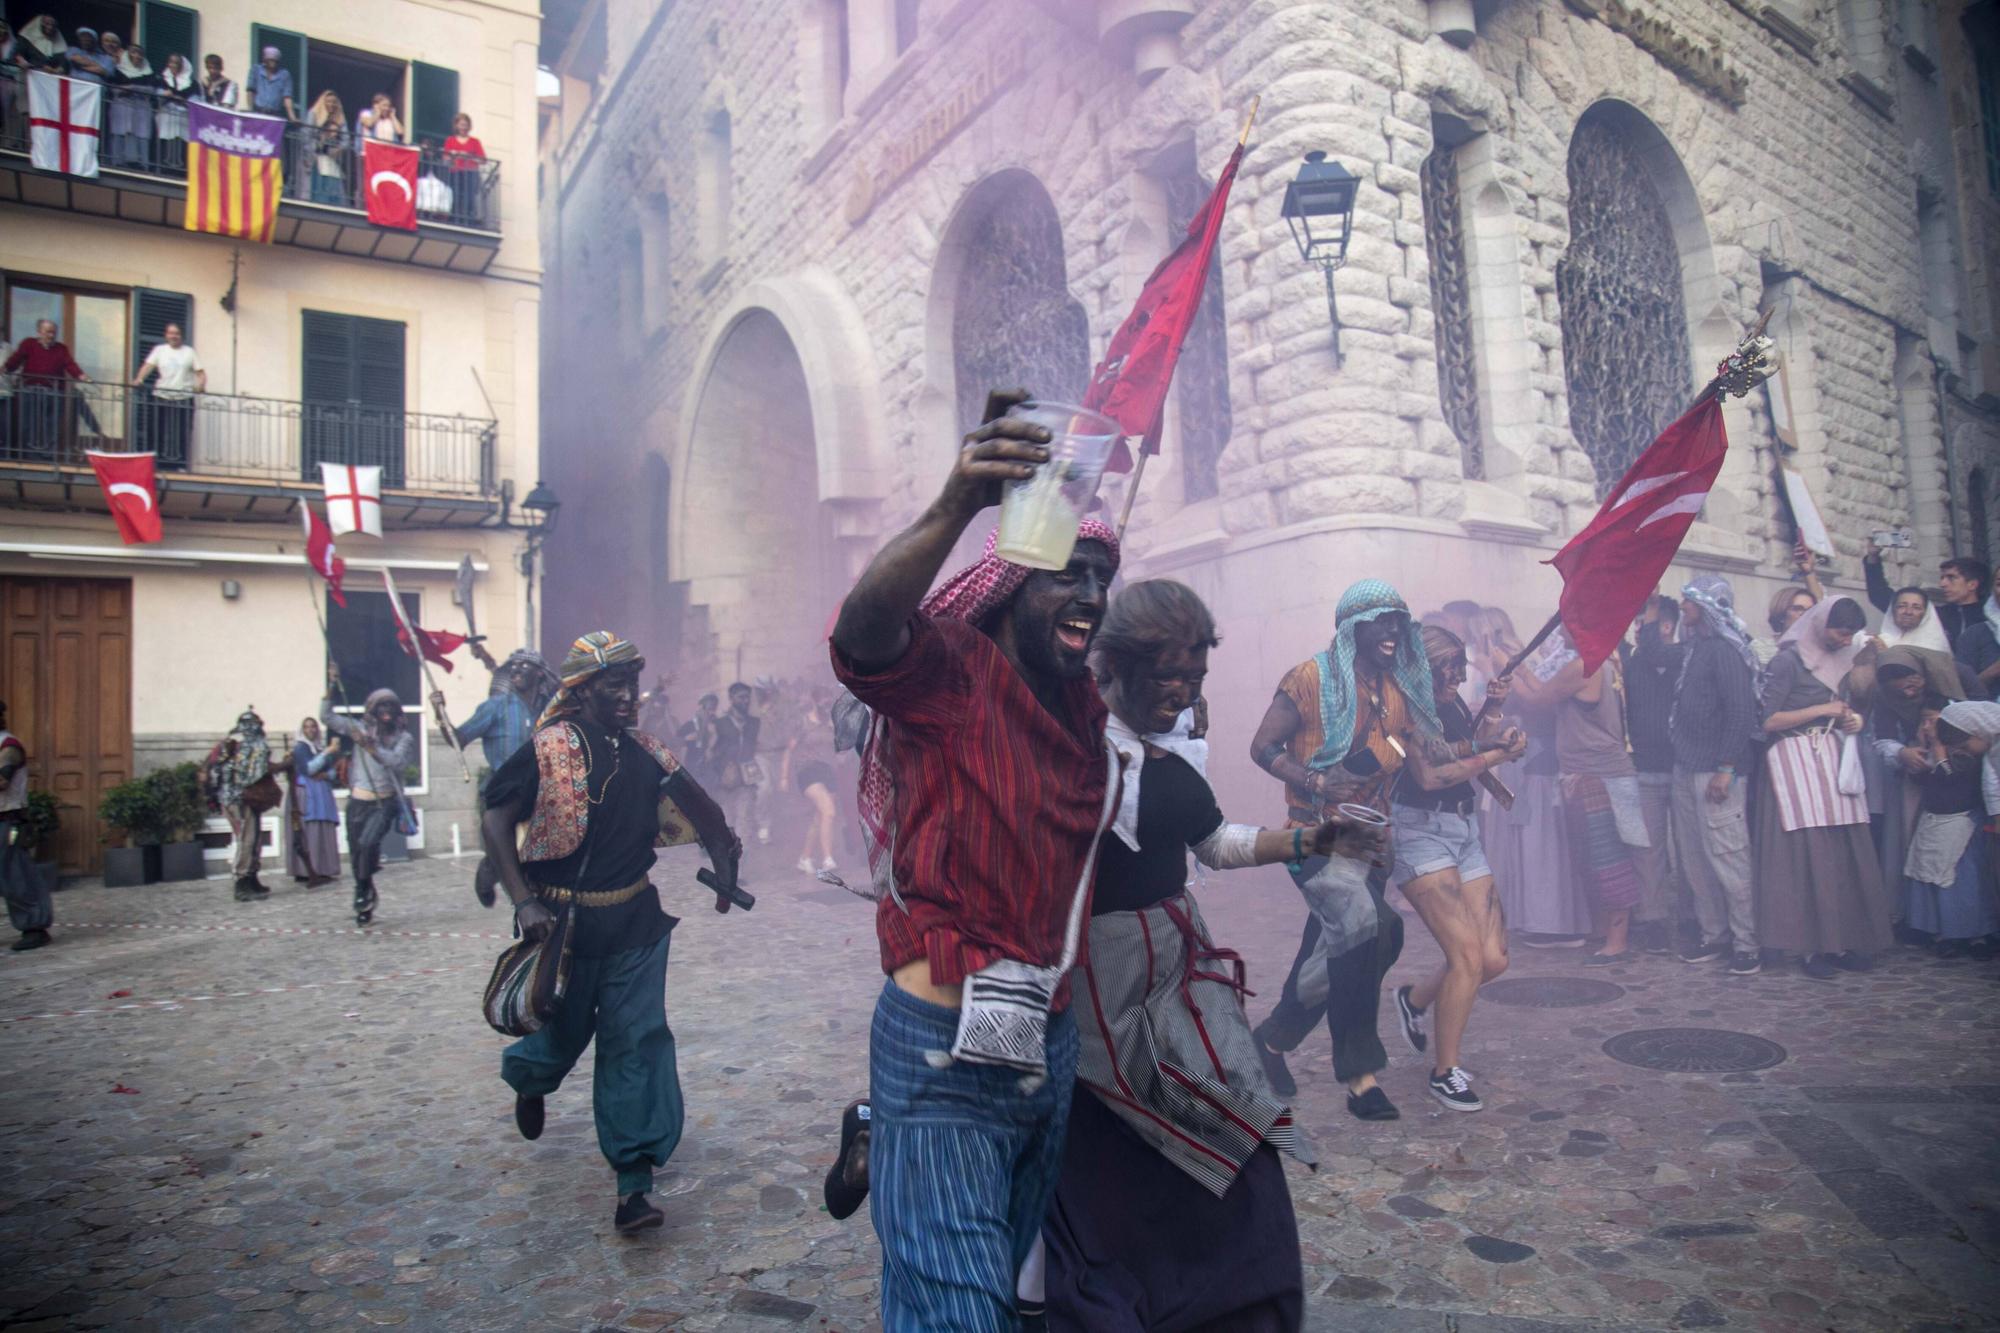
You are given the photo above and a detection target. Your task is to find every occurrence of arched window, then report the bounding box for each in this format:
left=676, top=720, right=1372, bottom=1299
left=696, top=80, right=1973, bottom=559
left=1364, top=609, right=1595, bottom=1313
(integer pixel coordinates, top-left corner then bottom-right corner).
left=948, top=173, right=1089, bottom=433
left=1557, top=106, right=1693, bottom=495
left=1161, top=158, right=1231, bottom=502
left=1421, top=137, right=1480, bottom=478
left=698, top=108, right=733, bottom=264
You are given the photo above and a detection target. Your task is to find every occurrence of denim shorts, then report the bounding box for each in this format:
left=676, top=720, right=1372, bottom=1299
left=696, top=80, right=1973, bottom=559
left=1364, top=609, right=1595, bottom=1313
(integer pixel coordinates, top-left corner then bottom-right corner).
left=1390, top=804, right=1491, bottom=885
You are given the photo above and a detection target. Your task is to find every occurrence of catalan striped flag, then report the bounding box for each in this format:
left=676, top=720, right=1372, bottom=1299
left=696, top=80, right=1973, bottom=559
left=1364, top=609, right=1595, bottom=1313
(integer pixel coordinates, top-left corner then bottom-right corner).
left=184, top=101, right=284, bottom=243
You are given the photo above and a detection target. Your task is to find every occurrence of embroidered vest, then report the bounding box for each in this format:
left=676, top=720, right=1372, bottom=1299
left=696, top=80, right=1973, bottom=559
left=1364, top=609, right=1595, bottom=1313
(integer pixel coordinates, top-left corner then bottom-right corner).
left=519, top=722, right=685, bottom=863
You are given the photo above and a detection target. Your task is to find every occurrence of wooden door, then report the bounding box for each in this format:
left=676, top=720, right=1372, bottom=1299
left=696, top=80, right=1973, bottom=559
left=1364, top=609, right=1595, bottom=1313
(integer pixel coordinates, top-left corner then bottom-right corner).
left=0, top=578, right=132, bottom=873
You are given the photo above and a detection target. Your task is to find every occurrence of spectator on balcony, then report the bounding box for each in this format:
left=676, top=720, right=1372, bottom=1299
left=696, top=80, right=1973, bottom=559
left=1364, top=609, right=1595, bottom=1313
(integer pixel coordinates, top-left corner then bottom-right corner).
left=100, top=34, right=156, bottom=170
left=5, top=319, right=89, bottom=460
left=132, top=322, right=204, bottom=467
left=358, top=91, right=404, bottom=142
left=415, top=137, right=452, bottom=220
left=444, top=112, right=486, bottom=226
left=197, top=53, right=237, bottom=108
left=64, top=27, right=111, bottom=82
left=17, top=17, right=67, bottom=73
left=249, top=45, right=296, bottom=120
left=307, top=91, right=350, bottom=205
left=155, top=53, right=193, bottom=167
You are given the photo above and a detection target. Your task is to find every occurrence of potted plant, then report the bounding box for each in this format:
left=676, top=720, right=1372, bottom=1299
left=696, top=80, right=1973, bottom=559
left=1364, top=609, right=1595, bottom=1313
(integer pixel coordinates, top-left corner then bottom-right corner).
left=99, top=776, right=169, bottom=885
left=151, top=763, right=208, bottom=883
left=16, top=790, right=60, bottom=894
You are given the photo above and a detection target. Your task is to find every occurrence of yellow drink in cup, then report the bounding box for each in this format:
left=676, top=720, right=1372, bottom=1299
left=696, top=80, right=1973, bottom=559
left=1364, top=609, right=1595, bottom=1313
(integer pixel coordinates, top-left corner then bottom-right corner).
left=994, top=401, right=1121, bottom=570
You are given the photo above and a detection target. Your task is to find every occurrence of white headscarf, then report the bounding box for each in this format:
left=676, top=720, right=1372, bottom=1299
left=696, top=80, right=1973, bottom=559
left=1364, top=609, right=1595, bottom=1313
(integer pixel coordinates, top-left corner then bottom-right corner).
left=1877, top=597, right=1950, bottom=654
left=161, top=54, right=193, bottom=92
left=1940, top=701, right=2000, bottom=815
left=20, top=16, right=66, bottom=59
left=1777, top=595, right=1869, bottom=695
left=118, top=46, right=153, bottom=78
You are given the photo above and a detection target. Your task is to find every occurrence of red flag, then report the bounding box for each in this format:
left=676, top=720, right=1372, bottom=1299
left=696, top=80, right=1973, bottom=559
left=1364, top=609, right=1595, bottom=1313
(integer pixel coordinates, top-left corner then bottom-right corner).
left=396, top=623, right=467, bottom=672
left=1083, top=144, right=1244, bottom=473
left=1548, top=396, right=1729, bottom=672
left=363, top=140, right=420, bottom=231
left=299, top=504, right=347, bottom=608
left=85, top=450, right=163, bottom=544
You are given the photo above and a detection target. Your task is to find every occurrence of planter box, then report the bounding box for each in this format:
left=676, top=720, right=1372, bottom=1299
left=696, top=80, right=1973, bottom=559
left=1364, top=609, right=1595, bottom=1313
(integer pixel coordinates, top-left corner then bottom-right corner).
left=103, top=845, right=161, bottom=887
left=158, top=841, right=206, bottom=883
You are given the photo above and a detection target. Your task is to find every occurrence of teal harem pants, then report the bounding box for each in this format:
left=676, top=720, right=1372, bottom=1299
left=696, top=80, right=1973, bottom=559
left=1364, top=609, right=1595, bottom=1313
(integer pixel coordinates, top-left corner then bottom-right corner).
left=500, top=931, right=684, bottom=1196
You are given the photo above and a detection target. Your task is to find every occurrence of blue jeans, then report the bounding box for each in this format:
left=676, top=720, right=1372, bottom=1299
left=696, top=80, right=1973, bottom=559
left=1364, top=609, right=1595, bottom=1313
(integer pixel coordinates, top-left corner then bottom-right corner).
left=869, top=981, right=1077, bottom=1332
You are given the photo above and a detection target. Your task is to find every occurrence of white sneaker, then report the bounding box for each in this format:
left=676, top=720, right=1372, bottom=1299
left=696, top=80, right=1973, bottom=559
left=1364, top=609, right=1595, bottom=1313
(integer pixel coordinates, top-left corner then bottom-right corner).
left=757, top=829, right=771, bottom=845
left=818, top=857, right=838, bottom=873
left=797, top=857, right=815, bottom=874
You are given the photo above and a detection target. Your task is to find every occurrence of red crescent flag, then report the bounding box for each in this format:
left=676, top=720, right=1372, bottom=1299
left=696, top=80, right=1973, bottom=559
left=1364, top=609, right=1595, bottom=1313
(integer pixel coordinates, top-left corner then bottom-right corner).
left=363, top=140, right=420, bottom=231
left=1548, top=395, right=1729, bottom=672
left=1083, top=143, right=1244, bottom=473
left=396, top=624, right=467, bottom=672
left=300, top=504, right=347, bottom=607
left=85, top=450, right=163, bottom=544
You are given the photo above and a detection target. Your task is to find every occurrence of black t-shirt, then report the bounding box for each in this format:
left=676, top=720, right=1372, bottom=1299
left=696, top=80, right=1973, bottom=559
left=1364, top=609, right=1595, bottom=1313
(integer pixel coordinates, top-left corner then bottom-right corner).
left=1092, top=753, right=1224, bottom=916
left=1918, top=753, right=1984, bottom=816
left=1396, top=697, right=1478, bottom=811
left=486, top=718, right=675, bottom=959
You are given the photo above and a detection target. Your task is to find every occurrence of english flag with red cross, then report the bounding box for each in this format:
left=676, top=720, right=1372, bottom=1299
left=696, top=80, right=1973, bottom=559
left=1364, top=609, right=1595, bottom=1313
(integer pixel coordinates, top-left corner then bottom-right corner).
left=319, top=462, right=383, bottom=538
left=28, top=71, right=100, bottom=178
left=299, top=504, right=347, bottom=607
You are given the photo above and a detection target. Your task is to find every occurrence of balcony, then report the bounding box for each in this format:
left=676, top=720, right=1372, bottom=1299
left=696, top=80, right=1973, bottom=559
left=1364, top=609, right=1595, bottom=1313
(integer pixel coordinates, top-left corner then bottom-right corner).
left=0, top=84, right=505, bottom=273
left=0, top=378, right=500, bottom=526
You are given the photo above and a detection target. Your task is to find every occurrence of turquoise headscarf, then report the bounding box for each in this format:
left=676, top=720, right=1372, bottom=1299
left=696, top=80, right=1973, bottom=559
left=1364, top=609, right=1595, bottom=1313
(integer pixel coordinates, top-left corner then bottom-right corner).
left=1309, top=579, right=1441, bottom=770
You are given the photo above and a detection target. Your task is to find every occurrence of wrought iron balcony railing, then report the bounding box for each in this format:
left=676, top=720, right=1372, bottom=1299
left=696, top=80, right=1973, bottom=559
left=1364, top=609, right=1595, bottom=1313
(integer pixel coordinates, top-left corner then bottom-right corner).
left=0, top=377, right=497, bottom=497
left=0, top=74, right=501, bottom=233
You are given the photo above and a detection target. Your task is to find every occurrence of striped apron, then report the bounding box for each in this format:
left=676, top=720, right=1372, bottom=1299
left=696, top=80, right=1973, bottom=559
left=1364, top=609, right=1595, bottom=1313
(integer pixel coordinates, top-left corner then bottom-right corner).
left=1766, top=730, right=1869, bottom=832
left=1074, top=891, right=1315, bottom=1197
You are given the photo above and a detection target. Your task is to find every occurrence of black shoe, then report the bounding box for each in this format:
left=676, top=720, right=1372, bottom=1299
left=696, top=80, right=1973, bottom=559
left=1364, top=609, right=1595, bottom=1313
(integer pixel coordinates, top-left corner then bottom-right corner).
left=1970, top=938, right=1998, bottom=962
left=1832, top=951, right=1875, bottom=972
left=1893, top=922, right=1931, bottom=948
left=1583, top=951, right=1634, bottom=967
left=514, top=1094, right=544, bottom=1141
left=10, top=929, right=49, bottom=952
left=474, top=857, right=498, bottom=909
left=1800, top=954, right=1838, bottom=980
left=1640, top=924, right=1676, bottom=957
left=614, top=1192, right=664, bottom=1235
left=1252, top=1029, right=1297, bottom=1098
left=1346, top=1086, right=1400, bottom=1121
left=1935, top=939, right=1969, bottom=960
left=1681, top=941, right=1728, bottom=964
left=1728, top=951, right=1763, bottom=976
left=246, top=875, right=271, bottom=896
left=1428, top=1066, right=1483, bottom=1112
left=1394, top=985, right=1428, bottom=1055
left=232, top=876, right=261, bottom=903
left=823, top=1099, right=871, bottom=1221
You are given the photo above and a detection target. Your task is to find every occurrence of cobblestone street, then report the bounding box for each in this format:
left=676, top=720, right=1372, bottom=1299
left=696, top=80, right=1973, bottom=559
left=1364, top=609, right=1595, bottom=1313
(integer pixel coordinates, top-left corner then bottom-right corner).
left=2, top=848, right=1997, bottom=1332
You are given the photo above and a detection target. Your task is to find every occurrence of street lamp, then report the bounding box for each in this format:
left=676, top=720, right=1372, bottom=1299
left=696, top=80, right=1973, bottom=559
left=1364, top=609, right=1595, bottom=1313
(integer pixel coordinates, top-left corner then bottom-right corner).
left=1281, top=150, right=1361, bottom=366
left=517, top=479, right=559, bottom=653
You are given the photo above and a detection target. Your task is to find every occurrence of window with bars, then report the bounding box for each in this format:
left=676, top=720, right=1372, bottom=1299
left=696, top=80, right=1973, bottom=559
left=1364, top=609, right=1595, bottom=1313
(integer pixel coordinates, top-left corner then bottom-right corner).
left=1162, top=166, right=1232, bottom=503
left=1420, top=145, right=1481, bottom=479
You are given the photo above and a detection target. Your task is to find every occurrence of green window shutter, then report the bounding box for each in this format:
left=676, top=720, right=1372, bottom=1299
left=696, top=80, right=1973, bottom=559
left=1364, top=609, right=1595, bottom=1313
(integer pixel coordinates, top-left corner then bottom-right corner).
left=248, top=25, right=307, bottom=106
left=140, top=1, right=199, bottom=71
left=410, top=63, right=459, bottom=144
left=130, top=288, right=194, bottom=369
left=302, top=311, right=406, bottom=486
left=301, top=309, right=356, bottom=404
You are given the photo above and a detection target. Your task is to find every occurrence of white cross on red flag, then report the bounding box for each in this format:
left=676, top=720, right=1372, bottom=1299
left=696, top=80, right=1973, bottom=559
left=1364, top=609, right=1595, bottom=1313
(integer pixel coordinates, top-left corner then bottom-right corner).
left=299, top=503, right=347, bottom=606
left=319, top=462, right=383, bottom=538
left=28, top=72, right=100, bottom=179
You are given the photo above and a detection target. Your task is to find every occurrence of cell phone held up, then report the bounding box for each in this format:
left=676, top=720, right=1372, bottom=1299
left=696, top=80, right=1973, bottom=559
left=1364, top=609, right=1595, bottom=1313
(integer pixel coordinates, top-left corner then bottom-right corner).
left=1871, top=528, right=1913, bottom=550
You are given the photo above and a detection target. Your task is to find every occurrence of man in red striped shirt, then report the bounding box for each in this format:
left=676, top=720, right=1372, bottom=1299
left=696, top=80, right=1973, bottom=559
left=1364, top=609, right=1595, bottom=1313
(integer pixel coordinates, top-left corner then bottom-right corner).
left=831, top=390, right=1118, bottom=1332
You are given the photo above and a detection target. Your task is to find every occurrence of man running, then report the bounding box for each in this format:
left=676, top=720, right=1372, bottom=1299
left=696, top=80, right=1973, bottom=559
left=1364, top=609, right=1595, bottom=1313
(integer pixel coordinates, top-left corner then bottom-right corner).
left=830, top=390, right=1119, bottom=1332
left=484, top=631, right=743, bottom=1235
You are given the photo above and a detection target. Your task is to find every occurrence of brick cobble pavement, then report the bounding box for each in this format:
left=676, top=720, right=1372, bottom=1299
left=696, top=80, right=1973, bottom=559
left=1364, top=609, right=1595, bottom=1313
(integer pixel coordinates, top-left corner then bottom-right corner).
left=2, top=851, right=1996, bottom=1331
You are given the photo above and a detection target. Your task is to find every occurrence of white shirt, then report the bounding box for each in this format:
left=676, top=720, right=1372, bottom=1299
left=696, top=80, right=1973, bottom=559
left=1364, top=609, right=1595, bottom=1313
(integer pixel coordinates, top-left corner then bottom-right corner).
left=143, top=343, right=203, bottom=398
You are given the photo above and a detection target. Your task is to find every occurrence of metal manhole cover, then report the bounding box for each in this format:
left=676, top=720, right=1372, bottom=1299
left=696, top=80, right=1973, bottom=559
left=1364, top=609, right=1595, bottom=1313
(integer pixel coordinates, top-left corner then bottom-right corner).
left=1602, top=1028, right=1787, bottom=1073
left=1481, top=977, right=1626, bottom=1008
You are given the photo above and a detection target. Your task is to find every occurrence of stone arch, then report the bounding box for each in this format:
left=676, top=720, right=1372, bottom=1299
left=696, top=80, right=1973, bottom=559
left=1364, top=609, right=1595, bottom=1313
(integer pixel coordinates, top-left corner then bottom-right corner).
left=1556, top=99, right=1716, bottom=496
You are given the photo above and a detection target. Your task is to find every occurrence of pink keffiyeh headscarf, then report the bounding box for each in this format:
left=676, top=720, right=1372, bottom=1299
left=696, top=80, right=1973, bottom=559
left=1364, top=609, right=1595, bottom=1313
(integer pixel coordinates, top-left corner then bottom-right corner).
left=853, top=519, right=1121, bottom=900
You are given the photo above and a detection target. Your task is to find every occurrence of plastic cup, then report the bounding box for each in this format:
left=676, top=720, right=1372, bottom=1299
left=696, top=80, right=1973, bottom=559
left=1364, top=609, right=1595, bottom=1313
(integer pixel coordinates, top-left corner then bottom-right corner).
left=993, top=400, right=1120, bottom=571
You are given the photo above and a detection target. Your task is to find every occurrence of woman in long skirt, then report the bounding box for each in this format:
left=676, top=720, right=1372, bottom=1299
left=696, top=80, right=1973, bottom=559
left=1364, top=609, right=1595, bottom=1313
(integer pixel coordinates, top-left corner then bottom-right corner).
left=1921, top=702, right=2000, bottom=959
left=285, top=716, right=341, bottom=886
left=1039, top=580, right=1380, bottom=1333
left=1755, top=597, right=1890, bottom=979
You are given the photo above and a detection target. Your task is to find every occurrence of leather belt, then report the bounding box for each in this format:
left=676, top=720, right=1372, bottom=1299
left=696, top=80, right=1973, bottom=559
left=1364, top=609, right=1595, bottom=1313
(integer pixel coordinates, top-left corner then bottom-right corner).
left=1402, top=797, right=1476, bottom=818
left=535, top=876, right=650, bottom=908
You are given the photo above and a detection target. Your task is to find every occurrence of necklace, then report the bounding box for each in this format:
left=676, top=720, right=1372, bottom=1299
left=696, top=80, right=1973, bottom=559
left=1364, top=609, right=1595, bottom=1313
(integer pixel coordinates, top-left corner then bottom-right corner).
left=575, top=725, right=621, bottom=804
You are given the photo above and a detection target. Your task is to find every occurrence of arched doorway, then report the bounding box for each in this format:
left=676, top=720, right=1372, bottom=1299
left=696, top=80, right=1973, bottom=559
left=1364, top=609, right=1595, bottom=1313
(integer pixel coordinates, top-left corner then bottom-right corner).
left=680, top=309, right=833, bottom=683
left=1557, top=102, right=1697, bottom=496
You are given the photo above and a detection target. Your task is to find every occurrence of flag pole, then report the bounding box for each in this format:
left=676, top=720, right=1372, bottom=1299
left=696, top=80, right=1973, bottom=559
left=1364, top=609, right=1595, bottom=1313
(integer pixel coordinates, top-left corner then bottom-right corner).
left=1472, top=310, right=1780, bottom=727
left=381, top=567, right=473, bottom=783
left=1114, top=97, right=1261, bottom=543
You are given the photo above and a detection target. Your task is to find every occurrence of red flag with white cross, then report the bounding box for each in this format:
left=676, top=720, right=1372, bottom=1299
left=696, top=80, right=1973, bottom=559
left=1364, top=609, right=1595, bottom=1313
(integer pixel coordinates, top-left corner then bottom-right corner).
left=319, top=462, right=383, bottom=538
left=299, top=503, right=347, bottom=607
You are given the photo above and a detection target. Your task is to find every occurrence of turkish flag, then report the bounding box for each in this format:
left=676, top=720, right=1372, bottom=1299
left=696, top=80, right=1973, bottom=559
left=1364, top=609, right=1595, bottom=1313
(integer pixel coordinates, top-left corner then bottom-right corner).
left=397, top=624, right=467, bottom=672
left=1083, top=143, right=1244, bottom=473
left=299, top=504, right=347, bottom=608
left=1548, top=396, right=1729, bottom=672
left=85, top=450, right=163, bottom=544
left=362, top=140, right=420, bottom=231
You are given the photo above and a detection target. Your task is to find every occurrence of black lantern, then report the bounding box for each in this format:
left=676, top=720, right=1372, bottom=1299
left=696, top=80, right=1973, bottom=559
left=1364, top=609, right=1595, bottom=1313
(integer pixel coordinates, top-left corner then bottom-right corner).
left=1281, top=150, right=1361, bottom=365
left=521, top=479, right=561, bottom=536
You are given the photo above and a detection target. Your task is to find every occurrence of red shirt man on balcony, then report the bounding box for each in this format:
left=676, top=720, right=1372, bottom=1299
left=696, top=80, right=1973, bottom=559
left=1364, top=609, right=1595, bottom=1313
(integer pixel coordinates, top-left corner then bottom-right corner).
left=4, top=319, right=91, bottom=459
left=4, top=319, right=89, bottom=386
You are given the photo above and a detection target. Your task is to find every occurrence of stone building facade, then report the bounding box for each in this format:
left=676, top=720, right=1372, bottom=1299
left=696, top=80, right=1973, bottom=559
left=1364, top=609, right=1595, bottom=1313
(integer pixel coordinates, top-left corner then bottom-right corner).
left=537, top=0, right=2000, bottom=804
